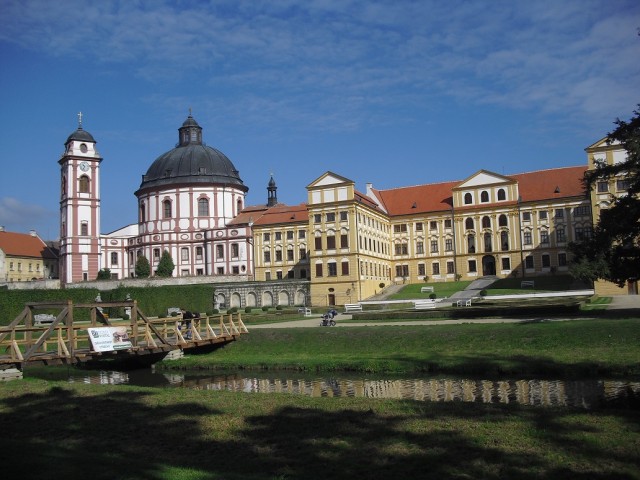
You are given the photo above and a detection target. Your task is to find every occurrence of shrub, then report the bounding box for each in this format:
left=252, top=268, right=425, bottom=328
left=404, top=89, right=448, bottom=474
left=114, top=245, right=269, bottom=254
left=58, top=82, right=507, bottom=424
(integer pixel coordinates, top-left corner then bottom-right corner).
left=96, top=268, right=111, bottom=280
left=379, top=282, right=385, bottom=289
left=135, top=256, right=151, bottom=278
left=276, top=305, right=283, bottom=310
left=211, top=309, right=219, bottom=314
left=228, top=307, right=238, bottom=314
left=244, top=307, right=252, bottom=313
left=429, top=293, right=437, bottom=299
left=262, top=306, right=269, bottom=312
left=480, top=289, right=488, bottom=297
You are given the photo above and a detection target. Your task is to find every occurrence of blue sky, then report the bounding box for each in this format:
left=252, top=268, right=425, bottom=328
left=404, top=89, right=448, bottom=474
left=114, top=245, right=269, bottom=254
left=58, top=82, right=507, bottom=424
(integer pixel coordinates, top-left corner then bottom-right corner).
left=0, top=0, right=638, bottom=240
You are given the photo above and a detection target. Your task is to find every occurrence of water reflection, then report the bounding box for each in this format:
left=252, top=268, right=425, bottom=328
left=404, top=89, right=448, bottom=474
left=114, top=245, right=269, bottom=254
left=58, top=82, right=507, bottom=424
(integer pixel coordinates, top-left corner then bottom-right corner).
left=56, top=369, right=640, bottom=409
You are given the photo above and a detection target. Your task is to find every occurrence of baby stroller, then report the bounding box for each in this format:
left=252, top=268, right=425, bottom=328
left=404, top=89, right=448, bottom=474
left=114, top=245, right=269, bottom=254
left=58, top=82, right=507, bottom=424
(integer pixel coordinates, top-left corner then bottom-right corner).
left=319, top=309, right=338, bottom=327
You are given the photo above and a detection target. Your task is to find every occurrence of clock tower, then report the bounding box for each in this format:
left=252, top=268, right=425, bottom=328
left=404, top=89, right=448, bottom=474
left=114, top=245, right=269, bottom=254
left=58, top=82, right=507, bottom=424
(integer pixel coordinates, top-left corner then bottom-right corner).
left=59, top=112, right=102, bottom=284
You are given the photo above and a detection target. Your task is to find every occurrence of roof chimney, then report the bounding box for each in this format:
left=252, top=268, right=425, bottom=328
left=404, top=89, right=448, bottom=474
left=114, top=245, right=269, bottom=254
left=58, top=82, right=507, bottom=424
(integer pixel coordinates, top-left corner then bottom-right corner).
left=0, top=225, right=4, bottom=232
left=29, top=230, right=37, bottom=237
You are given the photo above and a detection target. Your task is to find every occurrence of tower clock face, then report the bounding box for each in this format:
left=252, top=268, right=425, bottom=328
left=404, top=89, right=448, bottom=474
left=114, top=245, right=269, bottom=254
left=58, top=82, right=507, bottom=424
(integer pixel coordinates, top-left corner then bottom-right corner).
left=79, top=162, right=89, bottom=172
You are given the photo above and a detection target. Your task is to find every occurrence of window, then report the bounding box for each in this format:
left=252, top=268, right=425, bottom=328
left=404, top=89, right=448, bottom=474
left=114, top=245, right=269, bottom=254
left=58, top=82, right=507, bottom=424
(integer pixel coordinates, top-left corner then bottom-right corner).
left=327, top=234, right=336, bottom=249
left=498, top=214, right=508, bottom=227
left=287, top=270, right=295, bottom=279
left=315, top=263, right=323, bottom=277
left=523, top=231, right=532, bottom=245
left=314, top=237, right=322, bottom=250
left=525, top=256, right=534, bottom=269
left=275, top=250, right=282, bottom=261
left=9, top=262, right=13, bottom=271
left=501, top=231, right=509, bottom=251
left=326, top=212, right=335, bottom=222
left=264, top=251, right=271, bottom=262
left=497, top=189, right=506, bottom=201
left=575, top=227, right=583, bottom=241
left=275, top=232, right=282, bottom=241
left=432, top=263, right=440, bottom=275
left=542, top=254, right=550, bottom=268
left=556, top=227, right=566, bottom=243
left=153, top=248, right=160, bottom=262
left=341, top=261, right=350, bottom=275
left=597, top=181, right=609, bottom=193
left=265, top=271, right=271, bottom=280
left=163, top=200, right=172, bottom=219
left=298, top=230, right=306, bottom=239
left=276, top=271, right=283, bottom=279
left=287, top=230, right=294, bottom=240
left=464, top=192, right=472, bottom=204
left=198, top=198, right=209, bottom=216
left=444, top=219, right=452, bottom=229
left=395, top=243, right=408, bottom=255
left=482, top=216, right=491, bottom=229
left=555, top=209, right=564, bottom=219
left=468, top=260, right=477, bottom=273
left=484, top=233, right=492, bottom=252
left=216, top=244, right=224, bottom=259
left=539, top=211, right=548, bottom=220
left=467, top=235, right=476, bottom=253
left=415, top=222, right=423, bottom=231
left=300, top=269, right=307, bottom=279
left=416, top=241, right=424, bottom=254
left=328, top=262, right=337, bottom=276
left=299, top=248, right=307, bottom=260
left=445, top=238, right=453, bottom=252
left=314, top=214, right=321, bottom=223
left=430, top=240, right=438, bottom=253
left=480, top=191, right=489, bottom=203
left=395, top=265, right=409, bottom=277
left=617, top=179, right=630, bottom=191
left=231, top=243, right=239, bottom=258
left=196, top=247, right=203, bottom=261
left=558, top=253, right=567, bottom=266
left=429, top=221, right=437, bottom=231
left=418, top=263, right=425, bottom=276
left=140, top=204, right=146, bottom=222
left=522, top=212, right=531, bottom=222
left=287, top=248, right=294, bottom=261
left=80, top=222, right=88, bottom=236
left=263, top=233, right=270, bottom=242
left=393, top=224, right=408, bottom=233
left=79, top=175, right=90, bottom=193
left=340, top=234, right=348, bottom=248
left=501, top=257, right=510, bottom=270
left=540, top=230, right=549, bottom=244
left=574, top=206, right=590, bottom=217
left=465, top=218, right=474, bottom=230
left=181, top=248, right=189, bottom=261
left=340, top=211, right=348, bottom=221
left=446, top=261, right=454, bottom=274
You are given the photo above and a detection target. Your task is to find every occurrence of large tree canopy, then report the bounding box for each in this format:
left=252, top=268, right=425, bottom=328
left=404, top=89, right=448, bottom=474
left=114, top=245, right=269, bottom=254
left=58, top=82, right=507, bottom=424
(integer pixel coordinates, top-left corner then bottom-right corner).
left=570, top=106, right=640, bottom=287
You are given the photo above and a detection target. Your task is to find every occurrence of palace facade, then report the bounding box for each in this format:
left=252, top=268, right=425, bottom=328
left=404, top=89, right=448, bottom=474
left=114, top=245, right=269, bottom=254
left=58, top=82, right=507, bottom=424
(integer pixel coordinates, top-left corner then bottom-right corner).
left=56, top=114, right=634, bottom=305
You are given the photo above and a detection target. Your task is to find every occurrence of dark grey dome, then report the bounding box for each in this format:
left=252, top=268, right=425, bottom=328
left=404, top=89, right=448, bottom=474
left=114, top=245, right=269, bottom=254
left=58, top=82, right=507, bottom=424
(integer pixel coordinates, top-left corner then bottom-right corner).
left=136, top=115, right=247, bottom=195
left=66, top=127, right=96, bottom=144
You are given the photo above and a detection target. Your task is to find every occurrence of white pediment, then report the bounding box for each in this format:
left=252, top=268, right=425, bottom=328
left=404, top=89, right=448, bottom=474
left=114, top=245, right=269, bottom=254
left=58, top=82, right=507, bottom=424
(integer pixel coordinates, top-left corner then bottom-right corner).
left=307, top=171, right=353, bottom=189
left=457, top=170, right=513, bottom=189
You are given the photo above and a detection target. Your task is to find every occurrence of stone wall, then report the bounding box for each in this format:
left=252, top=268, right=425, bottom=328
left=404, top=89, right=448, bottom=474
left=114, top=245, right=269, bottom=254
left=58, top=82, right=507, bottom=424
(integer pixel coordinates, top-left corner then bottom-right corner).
left=212, top=280, right=311, bottom=309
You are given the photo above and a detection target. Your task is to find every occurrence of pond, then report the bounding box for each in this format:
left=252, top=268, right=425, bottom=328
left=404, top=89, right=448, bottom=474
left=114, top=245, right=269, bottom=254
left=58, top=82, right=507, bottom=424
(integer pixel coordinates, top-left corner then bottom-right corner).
left=26, top=366, right=640, bottom=410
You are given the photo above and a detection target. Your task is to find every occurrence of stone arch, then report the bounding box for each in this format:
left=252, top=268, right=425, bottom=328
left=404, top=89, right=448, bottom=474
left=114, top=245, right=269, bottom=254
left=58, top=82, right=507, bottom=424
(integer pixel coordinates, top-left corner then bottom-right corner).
left=295, top=289, right=306, bottom=306
left=246, top=292, right=257, bottom=307
left=278, top=291, right=290, bottom=306
left=230, top=292, right=241, bottom=308
left=262, top=291, right=273, bottom=306
left=215, top=293, right=226, bottom=309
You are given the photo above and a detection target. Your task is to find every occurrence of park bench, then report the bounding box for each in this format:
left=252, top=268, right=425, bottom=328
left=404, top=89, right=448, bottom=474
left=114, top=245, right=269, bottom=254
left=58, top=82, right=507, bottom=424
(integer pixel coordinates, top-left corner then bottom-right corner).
left=298, top=307, right=312, bottom=316
left=344, top=304, right=363, bottom=313
left=34, top=314, right=56, bottom=327
left=521, top=281, right=535, bottom=288
left=420, top=286, right=434, bottom=293
left=456, top=299, right=473, bottom=307
left=414, top=299, right=436, bottom=310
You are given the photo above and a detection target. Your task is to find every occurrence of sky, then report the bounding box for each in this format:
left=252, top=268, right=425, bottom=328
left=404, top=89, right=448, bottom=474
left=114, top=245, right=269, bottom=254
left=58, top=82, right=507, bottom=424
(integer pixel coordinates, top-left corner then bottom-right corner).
left=0, top=0, right=639, bottom=241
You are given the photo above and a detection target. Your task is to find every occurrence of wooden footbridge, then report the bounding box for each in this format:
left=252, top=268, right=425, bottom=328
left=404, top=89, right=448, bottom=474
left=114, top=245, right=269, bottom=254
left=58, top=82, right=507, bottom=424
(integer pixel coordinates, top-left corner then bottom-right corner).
left=0, top=300, right=248, bottom=375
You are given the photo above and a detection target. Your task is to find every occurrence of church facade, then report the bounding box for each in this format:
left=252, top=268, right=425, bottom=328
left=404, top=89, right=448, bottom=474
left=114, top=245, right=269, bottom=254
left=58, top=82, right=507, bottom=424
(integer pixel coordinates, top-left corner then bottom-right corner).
left=57, top=114, right=635, bottom=306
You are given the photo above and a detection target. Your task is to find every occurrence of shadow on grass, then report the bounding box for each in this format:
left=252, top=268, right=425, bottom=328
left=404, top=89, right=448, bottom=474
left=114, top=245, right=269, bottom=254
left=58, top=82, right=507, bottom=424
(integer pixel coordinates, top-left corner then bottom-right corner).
left=0, top=384, right=638, bottom=479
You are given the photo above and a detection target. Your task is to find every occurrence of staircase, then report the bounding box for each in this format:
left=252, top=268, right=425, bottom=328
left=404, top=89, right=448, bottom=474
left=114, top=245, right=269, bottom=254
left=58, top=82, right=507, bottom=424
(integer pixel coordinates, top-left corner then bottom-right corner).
left=365, top=283, right=405, bottom=301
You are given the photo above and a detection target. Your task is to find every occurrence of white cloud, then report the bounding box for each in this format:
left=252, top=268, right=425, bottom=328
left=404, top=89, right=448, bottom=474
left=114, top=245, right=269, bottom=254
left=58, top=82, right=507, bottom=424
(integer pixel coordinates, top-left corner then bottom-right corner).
left=0, top=197, right=56, bottom=235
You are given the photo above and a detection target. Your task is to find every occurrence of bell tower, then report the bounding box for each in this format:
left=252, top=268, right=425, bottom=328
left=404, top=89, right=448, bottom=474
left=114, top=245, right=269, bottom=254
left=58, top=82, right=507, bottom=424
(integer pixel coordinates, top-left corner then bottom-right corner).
left=59, top=112, right=102, bottom=284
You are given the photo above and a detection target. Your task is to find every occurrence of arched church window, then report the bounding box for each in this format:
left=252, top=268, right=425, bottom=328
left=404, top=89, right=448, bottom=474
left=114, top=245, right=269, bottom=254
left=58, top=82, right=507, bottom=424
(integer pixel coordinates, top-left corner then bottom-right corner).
left=198, top=198, right=209, bottom=216
left=480, top=191, right=489, bottom=203
left=237, top=198, right=243, bottom=215
left=79, top=175, right=89, bottom=193
left=163, top=200, right=172, bottom=219
left=497, top=189, right=506, bottom=201
left=498, top=214, right=508, bottom=227
left=482, top=216, right=491, bottom=229
left=140, top=203, right=146, bottom=222
left=464, top=193, right=472, bottom=205
left=80, top=222, right=88, bottom=236
left=465, top=218, right=474, bottom=230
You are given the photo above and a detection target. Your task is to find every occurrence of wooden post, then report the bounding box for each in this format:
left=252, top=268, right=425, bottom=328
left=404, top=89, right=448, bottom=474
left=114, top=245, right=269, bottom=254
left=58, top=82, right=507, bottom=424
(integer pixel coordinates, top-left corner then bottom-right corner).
left=67, top=300, right=75, bottom=357
left=131, top=300, right=138, bottom=346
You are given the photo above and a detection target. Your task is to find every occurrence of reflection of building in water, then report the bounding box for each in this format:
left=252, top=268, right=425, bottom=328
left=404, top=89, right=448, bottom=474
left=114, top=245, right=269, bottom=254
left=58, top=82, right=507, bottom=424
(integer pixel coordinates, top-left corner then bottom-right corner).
left=168, top=375, right=640, bottom=409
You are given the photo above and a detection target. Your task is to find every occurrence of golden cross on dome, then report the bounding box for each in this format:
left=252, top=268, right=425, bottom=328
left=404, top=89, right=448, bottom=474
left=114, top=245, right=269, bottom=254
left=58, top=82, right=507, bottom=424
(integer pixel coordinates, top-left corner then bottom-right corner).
left=77, top=111, right=83, bottom=128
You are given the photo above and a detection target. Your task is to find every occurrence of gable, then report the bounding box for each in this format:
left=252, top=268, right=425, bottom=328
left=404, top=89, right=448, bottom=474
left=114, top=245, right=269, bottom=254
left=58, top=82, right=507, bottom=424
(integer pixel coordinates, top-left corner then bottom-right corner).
left=307, top=171, right=353, bottom=189
left=456, top=170, right=514, bottom=189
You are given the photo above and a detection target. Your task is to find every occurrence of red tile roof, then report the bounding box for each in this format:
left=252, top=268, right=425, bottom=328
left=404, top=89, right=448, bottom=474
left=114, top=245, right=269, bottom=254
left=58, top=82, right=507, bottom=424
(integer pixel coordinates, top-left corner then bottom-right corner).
left=0, top=231, right=50, bottom=258
left=229, top=203, right=309, bottom=227
left=373, top=165, right=587, bottom=216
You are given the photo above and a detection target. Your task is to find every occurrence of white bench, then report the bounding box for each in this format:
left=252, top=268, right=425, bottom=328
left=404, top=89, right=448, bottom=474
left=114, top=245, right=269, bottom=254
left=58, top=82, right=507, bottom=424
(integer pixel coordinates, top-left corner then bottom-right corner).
left=344, top=304, right=363, bottom=313
left=414, top=299, right=436, bottom=310
left=34, top=314, right=56, bottom=327
left=298, top=307, right=312, bottom=316
left=456, top=299, right=473, bottom=307
left=420, top=286, right=434, bottom=293
left=521, top=281, right=535, bottom=288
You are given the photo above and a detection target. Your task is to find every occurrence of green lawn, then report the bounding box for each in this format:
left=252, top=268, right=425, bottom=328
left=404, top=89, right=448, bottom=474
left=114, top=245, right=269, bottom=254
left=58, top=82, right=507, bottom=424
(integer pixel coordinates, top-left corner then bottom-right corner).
left=389, top=281, right=472, bottom=300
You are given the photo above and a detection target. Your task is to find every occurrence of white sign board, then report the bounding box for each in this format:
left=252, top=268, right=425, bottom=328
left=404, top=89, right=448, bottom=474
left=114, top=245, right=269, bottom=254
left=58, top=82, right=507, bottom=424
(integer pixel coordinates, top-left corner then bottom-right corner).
left=87, top=327, right=132, bottom=352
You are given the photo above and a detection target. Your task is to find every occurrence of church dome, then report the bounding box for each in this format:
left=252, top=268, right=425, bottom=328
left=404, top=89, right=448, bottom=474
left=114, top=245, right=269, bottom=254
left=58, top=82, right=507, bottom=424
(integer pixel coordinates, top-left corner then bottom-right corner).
left=66, top=127, right=96, bottom=144
left=136, top=115, right=247, bottom=195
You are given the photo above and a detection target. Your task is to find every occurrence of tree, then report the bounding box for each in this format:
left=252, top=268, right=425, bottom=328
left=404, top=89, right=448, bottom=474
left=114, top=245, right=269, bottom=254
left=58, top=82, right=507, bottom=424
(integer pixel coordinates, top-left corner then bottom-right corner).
left=135, top=255, right=151, bottom=278
left=570, top=106, right=640, bottom=287
left=96, top=268, right=111, bottom=280
left=156, top=250, right=175, bottom=277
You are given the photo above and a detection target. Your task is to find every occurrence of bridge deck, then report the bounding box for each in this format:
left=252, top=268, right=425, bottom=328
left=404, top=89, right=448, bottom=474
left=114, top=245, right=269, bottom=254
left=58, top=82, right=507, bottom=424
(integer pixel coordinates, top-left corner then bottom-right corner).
left=0, top=300, right=248, bottom=370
